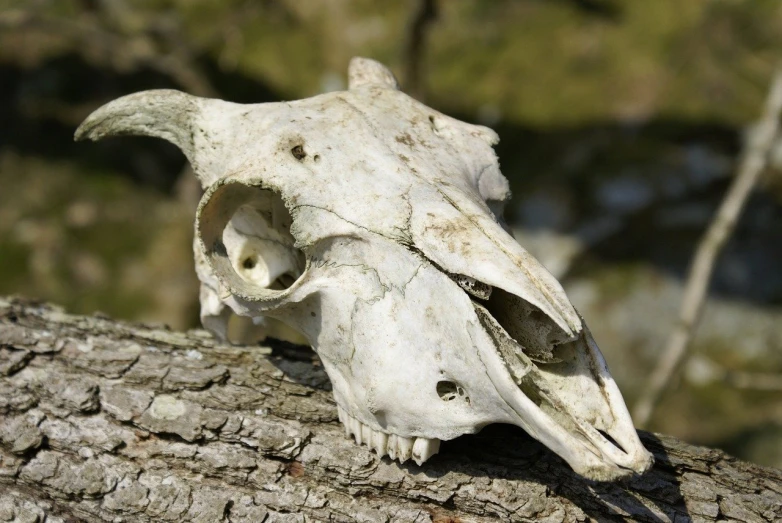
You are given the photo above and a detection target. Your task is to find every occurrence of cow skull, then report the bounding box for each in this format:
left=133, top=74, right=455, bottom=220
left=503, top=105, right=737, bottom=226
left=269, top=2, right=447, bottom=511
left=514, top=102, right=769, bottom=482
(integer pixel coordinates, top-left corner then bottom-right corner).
left=76, top=57, right=653, bottom=481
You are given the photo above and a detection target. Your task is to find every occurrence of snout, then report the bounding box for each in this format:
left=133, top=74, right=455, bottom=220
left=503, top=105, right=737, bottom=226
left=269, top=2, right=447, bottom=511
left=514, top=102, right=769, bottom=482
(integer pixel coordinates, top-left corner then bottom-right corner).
left=471, top=296, right=654, bottom=480
left=322, top=237, right=652, bottom=480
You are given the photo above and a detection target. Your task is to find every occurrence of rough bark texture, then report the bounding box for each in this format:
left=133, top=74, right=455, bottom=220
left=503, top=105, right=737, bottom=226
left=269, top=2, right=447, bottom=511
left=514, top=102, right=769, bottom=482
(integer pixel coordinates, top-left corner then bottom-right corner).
left=0, top=297, right=779, bottom=523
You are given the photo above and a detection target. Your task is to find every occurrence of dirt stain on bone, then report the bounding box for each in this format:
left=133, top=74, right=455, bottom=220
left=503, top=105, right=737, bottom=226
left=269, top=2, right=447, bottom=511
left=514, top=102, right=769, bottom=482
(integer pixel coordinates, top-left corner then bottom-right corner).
left=395, top=133, right=415, bottom=147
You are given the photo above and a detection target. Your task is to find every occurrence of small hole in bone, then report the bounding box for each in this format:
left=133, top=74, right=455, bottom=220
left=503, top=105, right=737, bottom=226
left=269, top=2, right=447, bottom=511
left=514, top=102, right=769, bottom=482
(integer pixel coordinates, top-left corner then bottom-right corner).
left=212, top=240, right=227, bottom=257
left=313, top=154, right=321, bottom=163
left=273, top=272, right=298, bottom=290
left=291, top=144, right=306, bottom=160
left=454, top=274, right=492, bottom=300
left=242, top=257, right=256, bottom=270
left=437, top=380, right=467, bottom=402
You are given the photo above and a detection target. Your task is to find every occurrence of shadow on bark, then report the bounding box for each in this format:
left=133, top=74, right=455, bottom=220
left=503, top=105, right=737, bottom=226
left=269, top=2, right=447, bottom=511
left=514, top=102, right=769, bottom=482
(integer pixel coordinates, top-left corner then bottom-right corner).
left=427, top=426, right=690, bottom=521
left=267, top=350, right=691, bottom=520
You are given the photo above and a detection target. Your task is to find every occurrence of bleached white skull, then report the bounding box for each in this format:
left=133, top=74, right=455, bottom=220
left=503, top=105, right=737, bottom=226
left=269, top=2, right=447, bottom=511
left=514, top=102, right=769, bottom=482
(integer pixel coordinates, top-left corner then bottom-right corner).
left=76, top=58, right=653, bottom=480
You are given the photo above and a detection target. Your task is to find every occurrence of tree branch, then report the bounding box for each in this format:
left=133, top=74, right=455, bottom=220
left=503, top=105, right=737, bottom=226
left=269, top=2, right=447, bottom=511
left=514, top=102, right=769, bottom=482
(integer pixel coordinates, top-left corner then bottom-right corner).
left=0, top=7, right=217, bottom=98
left=633, top=67, right=782, bottom=428
left=0, top=297, right=780, bottom=522
left=403, top=0, right=438, bottom=101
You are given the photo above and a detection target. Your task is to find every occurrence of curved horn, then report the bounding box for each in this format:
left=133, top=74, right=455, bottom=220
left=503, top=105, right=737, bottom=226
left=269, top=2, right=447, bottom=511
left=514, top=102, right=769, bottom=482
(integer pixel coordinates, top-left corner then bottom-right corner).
left=75, top=89, right=226, bottom=186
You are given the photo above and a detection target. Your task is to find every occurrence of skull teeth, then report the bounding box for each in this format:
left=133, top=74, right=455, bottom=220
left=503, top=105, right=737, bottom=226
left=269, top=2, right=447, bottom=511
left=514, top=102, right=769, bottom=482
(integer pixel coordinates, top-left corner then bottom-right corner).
left=337, top=405, right=440, bottom=466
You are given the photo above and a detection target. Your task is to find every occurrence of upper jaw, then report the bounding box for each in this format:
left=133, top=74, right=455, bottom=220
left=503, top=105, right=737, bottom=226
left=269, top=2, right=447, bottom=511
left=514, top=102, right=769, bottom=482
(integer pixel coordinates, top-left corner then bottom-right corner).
left=472, top=300, right=654, bottom=481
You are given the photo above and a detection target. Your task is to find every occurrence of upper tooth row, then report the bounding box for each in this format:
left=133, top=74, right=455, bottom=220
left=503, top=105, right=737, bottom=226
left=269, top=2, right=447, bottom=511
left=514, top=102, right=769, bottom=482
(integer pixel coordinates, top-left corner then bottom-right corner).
left=337, top=405, right=440, bottom=466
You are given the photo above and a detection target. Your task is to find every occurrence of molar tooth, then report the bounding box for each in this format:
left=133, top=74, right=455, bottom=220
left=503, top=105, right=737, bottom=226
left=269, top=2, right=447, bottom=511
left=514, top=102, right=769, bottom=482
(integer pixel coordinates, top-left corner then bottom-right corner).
left=346, top=416, right=356, bottom=440
left=371, top=431, right=388, bottom=456
left=412, top=438, right=441, bottom=466
left=337, top=408, right=421, bottom=464
left=343, top=414, right=352, bottom=437
left=361, top=424, right=373, bottom=448
left=395, top=436, right=414, bottom=463
left=346, top=424, right=354, bottom=438
left=387, top=435, right=397, bottom=460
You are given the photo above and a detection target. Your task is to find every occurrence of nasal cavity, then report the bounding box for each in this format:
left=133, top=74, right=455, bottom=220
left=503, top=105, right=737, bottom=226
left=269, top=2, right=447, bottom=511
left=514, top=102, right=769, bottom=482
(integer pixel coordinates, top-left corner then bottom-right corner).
left=598, top=430, right=627, bottom=454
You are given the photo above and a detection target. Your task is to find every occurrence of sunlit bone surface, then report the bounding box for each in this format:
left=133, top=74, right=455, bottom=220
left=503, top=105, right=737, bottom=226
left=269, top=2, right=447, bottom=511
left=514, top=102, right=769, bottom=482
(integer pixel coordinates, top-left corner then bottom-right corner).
left=75, top=57, right=653, bottom=481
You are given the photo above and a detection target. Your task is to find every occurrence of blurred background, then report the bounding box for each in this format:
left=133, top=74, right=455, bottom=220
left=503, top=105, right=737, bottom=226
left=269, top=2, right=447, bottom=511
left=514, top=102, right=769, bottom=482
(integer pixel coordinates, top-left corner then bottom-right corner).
left=1, top=0, right=781, bottom=468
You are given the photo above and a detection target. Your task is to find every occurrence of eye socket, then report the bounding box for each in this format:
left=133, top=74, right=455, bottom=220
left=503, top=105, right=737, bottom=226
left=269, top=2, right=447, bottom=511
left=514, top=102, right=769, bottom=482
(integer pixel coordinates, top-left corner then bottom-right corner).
left=198, top=182, right=306, bottom=301
left=437, top=380, right=469, bottom=403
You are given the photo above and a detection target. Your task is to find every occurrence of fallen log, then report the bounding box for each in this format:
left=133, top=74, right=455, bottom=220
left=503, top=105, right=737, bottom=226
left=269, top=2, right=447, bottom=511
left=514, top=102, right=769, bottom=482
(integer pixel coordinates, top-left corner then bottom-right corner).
left=0, top=297, right=779, bottom=522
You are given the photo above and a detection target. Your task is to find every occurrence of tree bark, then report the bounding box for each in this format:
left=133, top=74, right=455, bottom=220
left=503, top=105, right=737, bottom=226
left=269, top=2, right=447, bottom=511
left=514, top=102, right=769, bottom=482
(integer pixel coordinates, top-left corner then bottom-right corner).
left=0, top=297, right=779, bottom=523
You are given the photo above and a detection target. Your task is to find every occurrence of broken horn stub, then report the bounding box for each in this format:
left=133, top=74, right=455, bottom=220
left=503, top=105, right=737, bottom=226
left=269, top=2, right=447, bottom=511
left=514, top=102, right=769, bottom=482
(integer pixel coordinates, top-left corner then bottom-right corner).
left=348, top=57, right=400, bottom=90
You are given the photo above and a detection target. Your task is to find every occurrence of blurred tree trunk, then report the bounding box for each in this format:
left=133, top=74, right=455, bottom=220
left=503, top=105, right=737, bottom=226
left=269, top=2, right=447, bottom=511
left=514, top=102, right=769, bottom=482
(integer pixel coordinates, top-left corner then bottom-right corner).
left=0, top=297, right=780, bottom=522
left=403, top=0, right=438, bottom=101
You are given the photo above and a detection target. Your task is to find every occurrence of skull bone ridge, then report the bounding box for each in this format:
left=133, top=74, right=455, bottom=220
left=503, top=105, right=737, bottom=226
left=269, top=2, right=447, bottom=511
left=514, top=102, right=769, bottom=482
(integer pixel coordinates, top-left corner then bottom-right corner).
left=76, top=57, right=653, bottom=481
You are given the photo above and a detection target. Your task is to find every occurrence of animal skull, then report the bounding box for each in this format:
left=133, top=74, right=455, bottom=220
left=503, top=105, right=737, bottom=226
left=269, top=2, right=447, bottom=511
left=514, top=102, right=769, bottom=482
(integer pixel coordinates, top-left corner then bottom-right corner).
left=76, top=57, right=653, bottom=481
